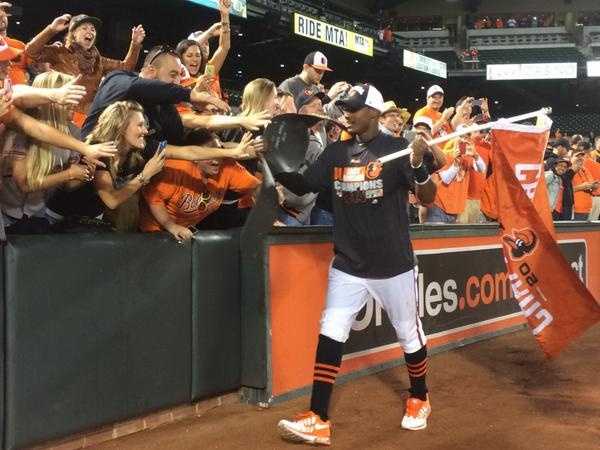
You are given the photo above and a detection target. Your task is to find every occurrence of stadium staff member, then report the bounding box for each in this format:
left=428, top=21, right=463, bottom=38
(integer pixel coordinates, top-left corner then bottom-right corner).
left=275, top=84, right=436, bottom=445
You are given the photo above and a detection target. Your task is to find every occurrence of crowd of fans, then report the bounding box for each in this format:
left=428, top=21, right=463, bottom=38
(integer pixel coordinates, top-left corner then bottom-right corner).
left=0, top=1, right=597, bottom=242
left=470, top=14, right=558, bottom=30
left=577, top=12, right=600, bottom=27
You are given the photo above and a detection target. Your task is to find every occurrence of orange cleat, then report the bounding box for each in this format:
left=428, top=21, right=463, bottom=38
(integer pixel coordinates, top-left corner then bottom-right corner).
left=401, top=395, right=431, bottom=430
left=277, top=411, right=332, bottom=445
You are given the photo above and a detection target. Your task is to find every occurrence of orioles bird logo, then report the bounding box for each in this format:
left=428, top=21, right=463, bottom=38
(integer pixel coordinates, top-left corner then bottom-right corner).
left=502, top=228, right=538, bottom=260
left=366, top=161, right=383, bottom=179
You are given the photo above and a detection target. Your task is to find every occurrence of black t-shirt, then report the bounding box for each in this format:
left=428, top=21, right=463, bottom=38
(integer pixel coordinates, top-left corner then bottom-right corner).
left=279, top=132, right=416, bottom=278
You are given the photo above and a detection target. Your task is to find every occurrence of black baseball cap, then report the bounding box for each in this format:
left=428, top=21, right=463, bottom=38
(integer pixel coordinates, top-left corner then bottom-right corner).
left=335, top=84, right=385, bottom=113
left=295, top=87, right=328, bottom=110
left=553, top=157, right=572, bottom=167
left=304, top=51, right=333, bottom=72
left=69, top=14, right=102, bottom=33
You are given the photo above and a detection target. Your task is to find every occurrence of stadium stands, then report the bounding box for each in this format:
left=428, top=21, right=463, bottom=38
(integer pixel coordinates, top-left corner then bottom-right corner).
left=467, top=27, right=572, bottom=49
left=394, top=30, right=453, bottom=51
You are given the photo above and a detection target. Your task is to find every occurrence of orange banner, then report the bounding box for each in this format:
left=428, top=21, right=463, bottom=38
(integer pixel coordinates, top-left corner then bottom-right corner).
left=492, top=124, right=600, bottom=357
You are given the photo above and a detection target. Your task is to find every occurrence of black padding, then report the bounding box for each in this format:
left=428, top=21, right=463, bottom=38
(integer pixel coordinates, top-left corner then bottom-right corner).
left=4, top=234, right=192, bottom=449
left=240, top=158, right=279, bottom=389
left=191, top=230, right=241, bottom=399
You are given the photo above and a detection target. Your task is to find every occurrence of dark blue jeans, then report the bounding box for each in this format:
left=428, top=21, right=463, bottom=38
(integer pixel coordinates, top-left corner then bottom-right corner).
left=310, top=207, right=334, bottom=226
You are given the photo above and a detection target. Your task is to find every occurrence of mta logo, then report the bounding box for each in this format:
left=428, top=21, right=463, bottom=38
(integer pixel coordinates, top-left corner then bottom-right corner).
left=502, top=228, right=538, bottom=260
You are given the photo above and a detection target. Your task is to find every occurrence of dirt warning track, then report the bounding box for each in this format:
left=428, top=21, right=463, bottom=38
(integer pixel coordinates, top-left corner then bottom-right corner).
left=93, top=327, right=600, bottom=450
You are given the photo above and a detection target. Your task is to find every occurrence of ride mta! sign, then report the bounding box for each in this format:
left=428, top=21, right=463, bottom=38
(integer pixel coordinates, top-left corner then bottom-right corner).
left=294, top=13, right=373, bottom=57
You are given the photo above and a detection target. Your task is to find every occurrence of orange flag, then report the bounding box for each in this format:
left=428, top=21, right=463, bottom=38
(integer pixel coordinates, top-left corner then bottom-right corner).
left=491, top=122, right=600, bottom=358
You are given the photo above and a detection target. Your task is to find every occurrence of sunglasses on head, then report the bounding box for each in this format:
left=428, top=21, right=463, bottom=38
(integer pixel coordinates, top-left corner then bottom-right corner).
left=148, top=45, right=178, bottom=66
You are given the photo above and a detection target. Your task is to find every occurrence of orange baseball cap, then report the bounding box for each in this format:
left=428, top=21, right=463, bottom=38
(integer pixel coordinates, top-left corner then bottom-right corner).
left=0, top=37, right=22, bottom=62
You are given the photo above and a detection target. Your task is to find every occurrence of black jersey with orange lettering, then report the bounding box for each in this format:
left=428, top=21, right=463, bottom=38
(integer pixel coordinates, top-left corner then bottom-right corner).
left=277, top=131, right=415, bottom=278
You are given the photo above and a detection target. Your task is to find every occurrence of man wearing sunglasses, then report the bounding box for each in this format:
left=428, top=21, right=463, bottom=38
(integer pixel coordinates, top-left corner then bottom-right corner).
left=275, top=84, right=437, bottom=445
left=81, top=45, right=261, bottom=162
left=278, top=51, right=350, bottom=119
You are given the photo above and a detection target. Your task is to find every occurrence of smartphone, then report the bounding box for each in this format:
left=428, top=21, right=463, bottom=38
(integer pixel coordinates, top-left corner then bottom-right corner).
left=204, top=63, right=215, bottom=77
left=156, top=140, right=168, bottom=156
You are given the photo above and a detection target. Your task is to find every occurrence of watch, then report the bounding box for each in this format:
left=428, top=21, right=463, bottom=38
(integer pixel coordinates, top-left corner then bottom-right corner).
left=137, top=172, right=149, bottom=186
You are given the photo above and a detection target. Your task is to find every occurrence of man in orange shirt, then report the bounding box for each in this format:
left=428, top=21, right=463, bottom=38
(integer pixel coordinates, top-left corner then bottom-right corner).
left=0, top=3, right=28, bottom=85
left=581, top=142, right=600, bottom=220
left=413, top=85, right=456, bottom=137
left=571, top=147, right=598, bottom=221
left=140, top=132, right=260, bottom=241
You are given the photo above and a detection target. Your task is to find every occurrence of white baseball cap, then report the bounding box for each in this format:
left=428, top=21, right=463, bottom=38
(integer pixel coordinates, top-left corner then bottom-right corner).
left=413, top=116, right=433, bottom=130
left=427, top=85, right=444, bottom=98
left=335, top=84, right=385, bottom=113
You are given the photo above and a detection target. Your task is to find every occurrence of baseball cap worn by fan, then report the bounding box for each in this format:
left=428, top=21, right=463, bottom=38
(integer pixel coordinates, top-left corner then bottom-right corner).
left=304, top=51, right=333, bottom=72
left=554, top=157, right=572, bottom=167
left=335, top=84, right=385, bottom=113
left=427, top=85, right=444, bottom=98
left=295, top=86, right=328, bottom=111
left=69, top=14, right=102, bottom=33
left=413, top=116, right=433, bottom=131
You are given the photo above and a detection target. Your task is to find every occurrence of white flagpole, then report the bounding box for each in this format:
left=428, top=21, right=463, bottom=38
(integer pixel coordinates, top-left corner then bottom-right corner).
left=378, top=107, right=552, bottom=164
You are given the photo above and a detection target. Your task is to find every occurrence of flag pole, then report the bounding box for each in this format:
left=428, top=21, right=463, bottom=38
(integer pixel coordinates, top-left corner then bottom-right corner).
left=378, top=107, right=552, bottom=164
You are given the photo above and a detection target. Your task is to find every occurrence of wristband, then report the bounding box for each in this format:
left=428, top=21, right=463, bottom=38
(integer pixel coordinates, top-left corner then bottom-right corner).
left=137, top=172, right=149, bottom=186
left=413, top=164, right=429, bottom=184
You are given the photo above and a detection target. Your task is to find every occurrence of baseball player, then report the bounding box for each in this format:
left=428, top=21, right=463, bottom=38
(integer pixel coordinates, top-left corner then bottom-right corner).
left=275, top=84, right=436, bottom=445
